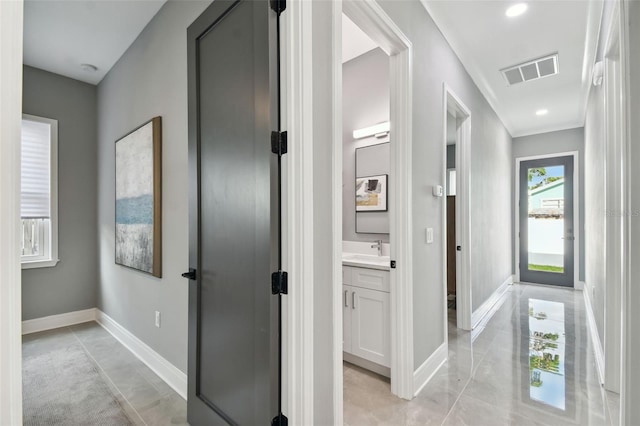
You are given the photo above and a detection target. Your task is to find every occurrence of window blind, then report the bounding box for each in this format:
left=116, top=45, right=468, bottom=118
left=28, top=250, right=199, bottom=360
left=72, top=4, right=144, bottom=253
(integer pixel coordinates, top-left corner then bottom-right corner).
left=21, top=119, right=51, bottom=219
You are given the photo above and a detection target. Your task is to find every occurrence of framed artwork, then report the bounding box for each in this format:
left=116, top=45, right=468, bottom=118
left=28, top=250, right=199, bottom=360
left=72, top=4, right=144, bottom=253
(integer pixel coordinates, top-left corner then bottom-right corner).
left=356, top=174, right=388, bottom=212
left=115, top=117, right=162, bottom=277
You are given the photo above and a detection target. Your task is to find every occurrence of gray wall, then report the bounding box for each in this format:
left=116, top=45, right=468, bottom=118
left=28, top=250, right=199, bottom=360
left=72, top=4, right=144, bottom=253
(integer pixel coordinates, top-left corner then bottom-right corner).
left=96, top=1, right=211, bottom=373
left=446, top=145, right=455, bottom=169
left=584, top=75, right=606, bottom=350
left=312, top=2, right=336, bottom=423
left=342, top=48, right=390, bottom=242
left=22, top=66, right=97, bottom=320
left=512, top=127, right=586, bottom=283
left=375, top=0, right=513, bottom=367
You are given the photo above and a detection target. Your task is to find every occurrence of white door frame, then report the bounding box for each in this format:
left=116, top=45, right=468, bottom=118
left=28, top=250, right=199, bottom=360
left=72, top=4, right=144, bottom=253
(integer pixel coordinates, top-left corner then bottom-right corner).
left=0, top=1, right=24, bottom=424
left=514, top=151, right=581, bottom=287
left=441, top=85, right=472, bottom=331
left=338, top=0, right=414, bottom=403
left=281, top=0, right=316, bottom=423
left=603, top=0, right=623, bottom=394
left=620, top=0, right=632, bottom=422
left=284, top=0, right=414, bottom=420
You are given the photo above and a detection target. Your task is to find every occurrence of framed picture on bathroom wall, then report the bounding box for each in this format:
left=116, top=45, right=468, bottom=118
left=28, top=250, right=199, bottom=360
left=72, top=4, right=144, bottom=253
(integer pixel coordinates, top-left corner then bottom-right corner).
left=356, top=174, right=388, bottom=212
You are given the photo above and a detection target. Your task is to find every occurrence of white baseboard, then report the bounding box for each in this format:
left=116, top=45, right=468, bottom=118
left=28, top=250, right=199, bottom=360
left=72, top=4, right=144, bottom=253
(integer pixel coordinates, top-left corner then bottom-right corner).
left=343, top=352, right=390, bottom=378
left=95, top=310, right=188, bottom=400
left=413, top=342, right=447, bottom=396
left=22, top=308, right=97, bottom=335
left=471, top=275, right=513, bottom=330
left=575, top=281, right=586, bottom=291
left=582, top=283, right=605, bottom=385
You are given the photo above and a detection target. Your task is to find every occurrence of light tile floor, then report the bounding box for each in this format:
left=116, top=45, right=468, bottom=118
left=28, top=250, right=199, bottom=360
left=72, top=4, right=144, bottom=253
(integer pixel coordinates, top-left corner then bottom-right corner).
left=344, top=283, right=620, bottom=426
left=23, top=322, right=187, bottom=426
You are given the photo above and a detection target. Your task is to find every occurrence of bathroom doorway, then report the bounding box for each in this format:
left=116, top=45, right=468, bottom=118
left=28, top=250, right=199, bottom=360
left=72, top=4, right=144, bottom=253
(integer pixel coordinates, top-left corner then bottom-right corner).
left=442, top=86, right=472, bottom=332
left=334, top=2, right=415, bottom=419
left=340, top=10, right=394, bottom=394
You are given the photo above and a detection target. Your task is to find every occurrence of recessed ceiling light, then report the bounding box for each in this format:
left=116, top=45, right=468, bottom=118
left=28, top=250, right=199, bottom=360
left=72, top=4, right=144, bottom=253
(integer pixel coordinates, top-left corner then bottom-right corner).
left=80, top=63, right=98, bottom=73
left=536, top=109, right=548, bottom=116
left=506, top=3, right=528, bottom=17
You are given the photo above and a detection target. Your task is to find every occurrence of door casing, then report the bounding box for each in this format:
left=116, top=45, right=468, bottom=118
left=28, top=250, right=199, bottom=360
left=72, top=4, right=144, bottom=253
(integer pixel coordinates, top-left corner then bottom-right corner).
left=441, top=84, right=472, bottom=332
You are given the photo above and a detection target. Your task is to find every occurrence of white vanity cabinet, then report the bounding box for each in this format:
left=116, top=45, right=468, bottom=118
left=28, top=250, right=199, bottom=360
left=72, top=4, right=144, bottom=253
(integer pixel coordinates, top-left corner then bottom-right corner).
left=342, top=266, right=390, bottom=369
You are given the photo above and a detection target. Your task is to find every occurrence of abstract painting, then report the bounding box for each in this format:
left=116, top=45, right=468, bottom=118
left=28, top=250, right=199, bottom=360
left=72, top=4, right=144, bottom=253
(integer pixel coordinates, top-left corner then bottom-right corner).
left=115, top=117, right=162, bottom=277
left=356, top=174, right=388, bottom=212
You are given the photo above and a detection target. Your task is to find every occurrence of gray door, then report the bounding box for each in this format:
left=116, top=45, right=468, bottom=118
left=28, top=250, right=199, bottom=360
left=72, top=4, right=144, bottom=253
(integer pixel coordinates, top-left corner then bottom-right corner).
left=519, top=156, right=574, bottom=287
left=186, top=1, right=282, bottom=424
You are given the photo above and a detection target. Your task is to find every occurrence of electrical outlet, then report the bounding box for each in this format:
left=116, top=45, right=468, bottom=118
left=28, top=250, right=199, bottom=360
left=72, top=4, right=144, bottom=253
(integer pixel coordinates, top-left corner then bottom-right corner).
left=155, top=311, right=161, bottom=328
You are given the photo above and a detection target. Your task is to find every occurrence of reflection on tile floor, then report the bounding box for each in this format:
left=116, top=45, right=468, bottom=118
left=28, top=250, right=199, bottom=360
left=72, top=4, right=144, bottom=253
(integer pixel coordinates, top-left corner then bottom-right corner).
left=22, top=322, right=187, bottom=426
left=344, top=284, right=620, bottom=426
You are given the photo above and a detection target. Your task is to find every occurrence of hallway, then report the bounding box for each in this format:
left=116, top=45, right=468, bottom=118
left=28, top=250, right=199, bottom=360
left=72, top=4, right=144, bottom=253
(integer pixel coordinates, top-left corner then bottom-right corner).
left=344, top=284, right=618, bottom=425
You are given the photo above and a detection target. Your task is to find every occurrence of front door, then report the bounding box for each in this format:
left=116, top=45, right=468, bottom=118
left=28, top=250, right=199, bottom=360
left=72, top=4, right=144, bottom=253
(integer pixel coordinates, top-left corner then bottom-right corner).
left=186, top=1, right=282, bottom=424
left=519, top=156, right=574, bottom=287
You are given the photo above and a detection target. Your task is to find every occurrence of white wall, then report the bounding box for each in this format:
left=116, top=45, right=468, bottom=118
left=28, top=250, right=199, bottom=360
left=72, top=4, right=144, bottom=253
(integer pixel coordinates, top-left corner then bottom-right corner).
left=97, top=0, right=211, bottom=373
left=512, top=127, right=586, bottom=282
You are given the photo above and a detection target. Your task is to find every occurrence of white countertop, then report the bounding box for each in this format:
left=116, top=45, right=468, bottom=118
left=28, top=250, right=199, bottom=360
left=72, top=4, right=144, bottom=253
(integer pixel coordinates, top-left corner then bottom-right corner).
left=342, top=252, right=391, bottom=271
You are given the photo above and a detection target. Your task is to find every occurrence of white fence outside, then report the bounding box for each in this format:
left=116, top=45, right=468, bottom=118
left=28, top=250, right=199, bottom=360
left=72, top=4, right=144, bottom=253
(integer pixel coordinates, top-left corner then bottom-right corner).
left=528, top=218, right=564, bottom=267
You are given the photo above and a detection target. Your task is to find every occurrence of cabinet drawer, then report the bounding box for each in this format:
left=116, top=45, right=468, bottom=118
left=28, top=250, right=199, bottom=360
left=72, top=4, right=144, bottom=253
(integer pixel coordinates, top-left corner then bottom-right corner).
left=351, top=267, right=389, bottom=292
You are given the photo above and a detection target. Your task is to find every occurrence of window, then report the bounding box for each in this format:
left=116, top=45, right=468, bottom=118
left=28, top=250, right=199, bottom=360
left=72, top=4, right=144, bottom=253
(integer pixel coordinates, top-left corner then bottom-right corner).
left=21, top=114, right=58, bottom=268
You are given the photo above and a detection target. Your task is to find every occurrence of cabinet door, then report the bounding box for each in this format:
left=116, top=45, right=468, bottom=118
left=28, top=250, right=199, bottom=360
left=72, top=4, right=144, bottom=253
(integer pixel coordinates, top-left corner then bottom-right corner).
left=350, top=287, right=390, bottom=367
left=343, top=285, right=352, bottom=353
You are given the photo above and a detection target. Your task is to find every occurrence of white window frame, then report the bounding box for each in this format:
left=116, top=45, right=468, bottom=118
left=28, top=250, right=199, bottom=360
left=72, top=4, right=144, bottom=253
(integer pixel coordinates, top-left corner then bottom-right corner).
left=21, top=113, right=59, bottom=269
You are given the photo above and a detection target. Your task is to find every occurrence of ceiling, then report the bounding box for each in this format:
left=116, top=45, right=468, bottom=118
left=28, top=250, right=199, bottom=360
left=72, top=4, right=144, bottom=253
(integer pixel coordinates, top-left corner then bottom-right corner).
left=23, top=0, right=167, bottom=85
left=342, top=14, right=378, bottom=63
left=424, top=0, right=603, bottom=137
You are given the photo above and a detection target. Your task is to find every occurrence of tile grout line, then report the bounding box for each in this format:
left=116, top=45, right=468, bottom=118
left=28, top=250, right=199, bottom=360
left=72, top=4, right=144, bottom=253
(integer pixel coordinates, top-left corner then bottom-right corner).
left=67, top=325, right=149, bottom=426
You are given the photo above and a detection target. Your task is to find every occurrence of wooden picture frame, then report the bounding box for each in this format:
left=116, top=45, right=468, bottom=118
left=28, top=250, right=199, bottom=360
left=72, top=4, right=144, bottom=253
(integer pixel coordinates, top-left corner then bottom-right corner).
left=115, top=117, right=162, bottom=277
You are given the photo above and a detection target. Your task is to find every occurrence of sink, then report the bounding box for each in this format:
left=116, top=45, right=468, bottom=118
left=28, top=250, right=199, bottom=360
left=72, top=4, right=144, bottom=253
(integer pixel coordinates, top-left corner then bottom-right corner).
left=343, top=254, right=389, bottom=263
left=342, top=253, right=390, bottom=270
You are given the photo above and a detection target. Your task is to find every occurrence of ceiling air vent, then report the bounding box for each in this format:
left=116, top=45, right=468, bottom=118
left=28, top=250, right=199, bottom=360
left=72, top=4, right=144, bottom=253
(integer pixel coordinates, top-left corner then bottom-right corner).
left=501, top=53, right=559, bottom=86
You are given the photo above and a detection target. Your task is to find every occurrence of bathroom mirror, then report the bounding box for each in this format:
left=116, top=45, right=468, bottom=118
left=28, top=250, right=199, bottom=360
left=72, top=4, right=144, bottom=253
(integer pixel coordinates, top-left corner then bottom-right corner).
left=355, top=143, right=390, bottom=234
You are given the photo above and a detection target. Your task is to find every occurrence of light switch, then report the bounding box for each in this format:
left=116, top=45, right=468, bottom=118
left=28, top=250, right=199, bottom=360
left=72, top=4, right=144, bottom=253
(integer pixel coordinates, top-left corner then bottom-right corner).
left=426, top=228, right=434, bottom=244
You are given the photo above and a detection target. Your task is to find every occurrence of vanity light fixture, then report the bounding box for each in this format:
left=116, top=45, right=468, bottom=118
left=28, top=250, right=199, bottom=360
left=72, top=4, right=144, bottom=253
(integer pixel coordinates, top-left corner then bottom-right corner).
left=353, top=121, right=390, bottom=140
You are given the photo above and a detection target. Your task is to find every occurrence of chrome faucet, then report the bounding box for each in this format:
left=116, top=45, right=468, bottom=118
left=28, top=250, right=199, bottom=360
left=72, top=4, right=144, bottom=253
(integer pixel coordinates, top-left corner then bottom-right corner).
left=371, top=239, right=383, bottom=257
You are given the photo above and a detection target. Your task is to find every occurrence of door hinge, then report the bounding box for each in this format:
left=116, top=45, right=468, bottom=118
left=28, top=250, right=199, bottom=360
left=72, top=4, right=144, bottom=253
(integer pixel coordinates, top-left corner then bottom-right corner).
left=271, top=131, right=287, bottom=156
left=271, top=271, right=288, bottom=295
left=270, top=0, right=286, bottom=15
left=271, top=413, right=288, bottom=426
